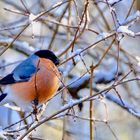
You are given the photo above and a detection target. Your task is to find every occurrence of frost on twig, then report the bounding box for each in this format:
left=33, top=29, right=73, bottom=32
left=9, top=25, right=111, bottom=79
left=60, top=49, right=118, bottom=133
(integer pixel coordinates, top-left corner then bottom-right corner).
left=117, top=25, right=135, bottom=37
left=114, top=10, right=140, bottom=37
left=116, top=10, right=140, bottom=37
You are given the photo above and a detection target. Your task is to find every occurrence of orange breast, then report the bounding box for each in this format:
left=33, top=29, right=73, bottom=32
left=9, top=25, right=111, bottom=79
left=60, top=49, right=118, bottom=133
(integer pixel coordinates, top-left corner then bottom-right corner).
left=11, top=58, right=60, bottom=103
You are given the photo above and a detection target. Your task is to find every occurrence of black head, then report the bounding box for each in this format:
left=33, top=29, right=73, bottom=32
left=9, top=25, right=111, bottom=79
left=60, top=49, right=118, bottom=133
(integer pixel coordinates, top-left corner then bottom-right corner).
left=35, top=50, right=60, bottom=66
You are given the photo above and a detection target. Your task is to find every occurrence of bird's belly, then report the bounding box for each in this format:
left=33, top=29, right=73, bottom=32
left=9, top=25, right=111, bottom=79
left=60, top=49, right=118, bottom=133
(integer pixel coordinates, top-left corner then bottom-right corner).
left=11, top=68, right=60, bottom=104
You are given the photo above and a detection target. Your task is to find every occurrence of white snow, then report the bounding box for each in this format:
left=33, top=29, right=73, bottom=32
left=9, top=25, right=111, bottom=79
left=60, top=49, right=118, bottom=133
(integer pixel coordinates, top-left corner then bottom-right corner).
left=29, top=13, right=37, bottom=23
left=117, top=25, right=135, bottom=37
left=28, top=13, right=42, bottom=38
left=135, top=56, right=140, bottom=67
left=97, top=32, right=111, bottom=40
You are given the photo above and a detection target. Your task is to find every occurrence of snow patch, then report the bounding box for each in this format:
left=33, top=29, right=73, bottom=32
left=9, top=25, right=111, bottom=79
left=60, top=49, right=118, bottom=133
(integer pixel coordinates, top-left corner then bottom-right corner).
left=117, top=26, right=135, bottom=37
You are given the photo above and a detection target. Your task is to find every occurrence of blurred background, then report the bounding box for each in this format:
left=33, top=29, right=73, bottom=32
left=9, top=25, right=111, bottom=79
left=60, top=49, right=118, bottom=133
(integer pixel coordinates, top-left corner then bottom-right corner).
left=0, top=0, right=140, bottom=140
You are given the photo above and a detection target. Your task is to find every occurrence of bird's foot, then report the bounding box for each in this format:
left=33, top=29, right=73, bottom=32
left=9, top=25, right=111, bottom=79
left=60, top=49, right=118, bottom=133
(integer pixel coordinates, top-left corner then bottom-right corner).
left=31, top=98, right=39, bottom=121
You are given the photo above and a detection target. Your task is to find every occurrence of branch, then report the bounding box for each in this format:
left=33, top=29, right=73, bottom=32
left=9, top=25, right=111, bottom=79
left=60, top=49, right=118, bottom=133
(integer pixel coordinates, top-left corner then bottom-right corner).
left=105, top=93, right=140, bottom=120
left=0, top=36, right=35, bottom=55
left=66, top=66, right=140, bottom=119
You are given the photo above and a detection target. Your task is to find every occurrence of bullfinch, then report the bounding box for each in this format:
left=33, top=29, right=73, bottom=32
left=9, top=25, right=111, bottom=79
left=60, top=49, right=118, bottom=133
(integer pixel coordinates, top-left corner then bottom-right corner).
left=0, top=50, right=60, bottom=112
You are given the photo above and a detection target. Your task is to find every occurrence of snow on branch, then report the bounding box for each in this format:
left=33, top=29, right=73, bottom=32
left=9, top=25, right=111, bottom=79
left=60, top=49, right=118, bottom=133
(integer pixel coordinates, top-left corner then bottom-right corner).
left=0, top=36, right=35, bottom=55
left=117, top=25, right=135, bottom=37
left=105, top=93, right=140, bottom=119
left=65, top=61, right=140, bottom=119
left=115, top=11, right=140, bottom=37
left=67, top=73, right=140, bottom=119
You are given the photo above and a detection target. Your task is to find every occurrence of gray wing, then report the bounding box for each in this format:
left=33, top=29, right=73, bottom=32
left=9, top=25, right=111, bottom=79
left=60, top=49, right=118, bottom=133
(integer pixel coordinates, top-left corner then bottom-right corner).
left=0, top=55, right=39, bottom=85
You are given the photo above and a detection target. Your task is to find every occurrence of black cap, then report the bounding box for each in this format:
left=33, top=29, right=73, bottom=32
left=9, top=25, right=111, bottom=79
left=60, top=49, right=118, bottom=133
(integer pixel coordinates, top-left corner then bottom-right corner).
left=35, top=50, right=60, bottom=66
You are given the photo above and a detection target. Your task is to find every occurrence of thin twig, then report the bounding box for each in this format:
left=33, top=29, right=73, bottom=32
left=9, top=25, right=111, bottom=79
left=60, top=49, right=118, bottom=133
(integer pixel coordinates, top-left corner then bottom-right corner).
left=89, top=65, right=94, bottom=140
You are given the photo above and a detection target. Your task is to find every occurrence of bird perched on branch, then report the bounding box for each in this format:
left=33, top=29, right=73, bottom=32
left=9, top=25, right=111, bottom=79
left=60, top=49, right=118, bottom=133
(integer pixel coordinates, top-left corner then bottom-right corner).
left=0, top=50, right=60, bottom=112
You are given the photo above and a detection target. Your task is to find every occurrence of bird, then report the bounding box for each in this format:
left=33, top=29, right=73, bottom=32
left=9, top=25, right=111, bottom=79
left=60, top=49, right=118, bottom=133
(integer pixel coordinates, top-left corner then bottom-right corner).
left=0, top=50, right=60, bottom=112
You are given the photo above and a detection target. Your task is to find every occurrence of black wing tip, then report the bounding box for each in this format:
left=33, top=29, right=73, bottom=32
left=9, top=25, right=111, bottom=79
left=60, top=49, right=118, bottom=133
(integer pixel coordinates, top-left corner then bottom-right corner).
left=0, top=93, right=7, bottom=102
left=0, top=74, right=16, bottom=85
